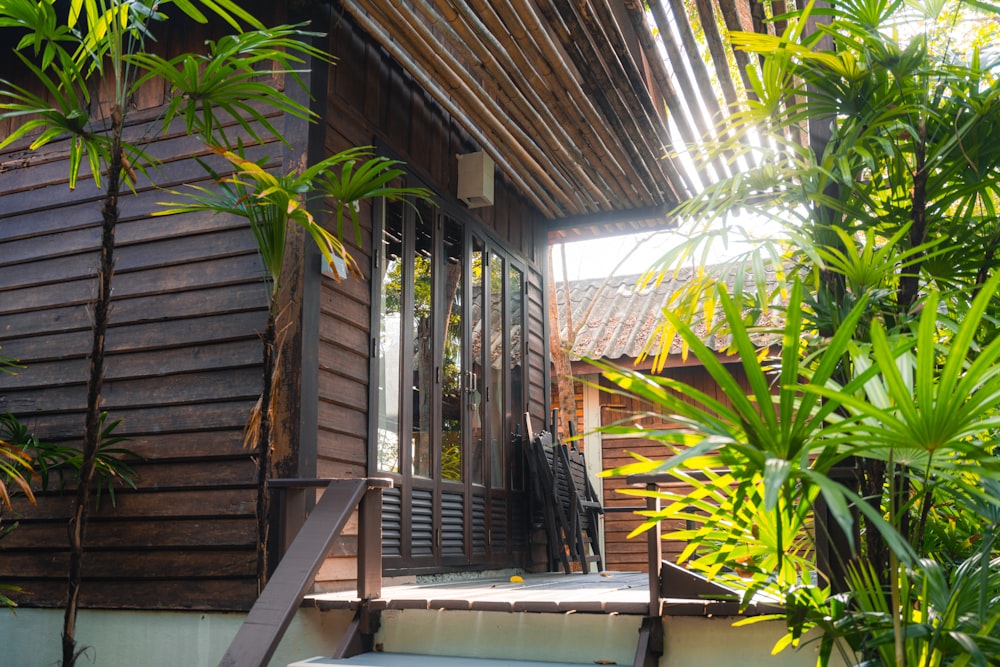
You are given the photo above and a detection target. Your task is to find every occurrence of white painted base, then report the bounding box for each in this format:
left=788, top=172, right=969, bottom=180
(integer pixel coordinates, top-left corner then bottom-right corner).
left=289, top=654, right=597, bottom=667
left=0, top=607, right=841, bottom=667
left=0, top=606, right=354, bottom=667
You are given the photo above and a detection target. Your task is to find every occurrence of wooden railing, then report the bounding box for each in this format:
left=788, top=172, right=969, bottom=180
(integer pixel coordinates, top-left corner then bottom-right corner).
left=218, top=477, right=391, bottom=667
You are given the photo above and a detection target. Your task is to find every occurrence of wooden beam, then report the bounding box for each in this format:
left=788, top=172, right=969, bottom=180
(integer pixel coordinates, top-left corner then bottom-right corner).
left=546, top=204, right=672, bottom=234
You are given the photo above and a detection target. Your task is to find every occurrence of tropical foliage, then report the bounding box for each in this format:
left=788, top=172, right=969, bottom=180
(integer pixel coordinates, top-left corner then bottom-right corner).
left=0, top=412, right=137, bottom=609
left=603, top=1, right=1000, bottom=665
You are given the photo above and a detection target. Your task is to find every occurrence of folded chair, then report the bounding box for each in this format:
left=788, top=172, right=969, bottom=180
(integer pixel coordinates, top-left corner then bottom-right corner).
left=558, top=420, right=604, bottom=573
left=524, top=411, right=605, bottom=574
left=524, top=412, right=571, bottom=573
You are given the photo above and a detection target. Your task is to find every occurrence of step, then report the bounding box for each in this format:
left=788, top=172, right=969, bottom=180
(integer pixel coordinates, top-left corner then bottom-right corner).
left=373, top=608, right=639, bottom=665
left=289, top=654, right=598, bottom=667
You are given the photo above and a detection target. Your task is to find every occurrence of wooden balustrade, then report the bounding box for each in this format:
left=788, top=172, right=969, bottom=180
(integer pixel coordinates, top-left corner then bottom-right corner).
left=218, top=477, right=391, bottom=667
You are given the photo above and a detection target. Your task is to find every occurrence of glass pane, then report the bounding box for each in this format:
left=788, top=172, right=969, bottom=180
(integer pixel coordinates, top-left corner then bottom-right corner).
left=441, top=218, right=464, bottom=482
left=376, top=201, right=404, bottom=473
left=469, top=238, right=486, bottom=485
left=488, top=251, right=505, bottom=488
left=411, top=202, right=434, bottom=478
left=509, top=266, right=524, bottom=491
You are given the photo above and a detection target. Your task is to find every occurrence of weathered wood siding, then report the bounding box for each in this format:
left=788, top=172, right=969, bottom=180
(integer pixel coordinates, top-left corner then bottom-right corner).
left=310, top=14, right=547, bottom=586
left=588, top=363, right=753, bottom=572
left=0, top=120, right=277, bottom=610
left=0, top=7, right=300, bottom=610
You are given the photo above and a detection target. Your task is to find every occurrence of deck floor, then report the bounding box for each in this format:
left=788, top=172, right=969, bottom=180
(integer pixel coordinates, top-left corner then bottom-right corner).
left=308, top=571, right=654, bottom=615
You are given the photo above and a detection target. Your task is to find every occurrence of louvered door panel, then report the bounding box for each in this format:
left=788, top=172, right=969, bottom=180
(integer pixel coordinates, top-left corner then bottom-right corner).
left=441, top=491, right=465, bottom=556
left=490, top=495, right=507, bottom=553
left=411, top=488, right=434, bottom=557
left=472, top=494, right=488, bottom=555
left=381, top=486, right=402, bottom=557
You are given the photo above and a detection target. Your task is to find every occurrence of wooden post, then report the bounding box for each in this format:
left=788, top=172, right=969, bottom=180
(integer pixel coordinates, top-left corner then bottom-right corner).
left=357, top=483, right=385, bottom=600
left=645, top=482, right=661, bottom=618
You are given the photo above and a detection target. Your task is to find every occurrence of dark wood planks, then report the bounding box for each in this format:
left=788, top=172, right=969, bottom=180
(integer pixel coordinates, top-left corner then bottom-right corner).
left=0, top=100, right=271, bottom=611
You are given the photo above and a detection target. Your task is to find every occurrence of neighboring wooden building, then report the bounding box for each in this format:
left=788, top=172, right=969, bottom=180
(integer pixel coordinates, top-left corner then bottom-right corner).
left=0, top=0, right=716, bottom=614
left=556, top=272, right=776, bottom=572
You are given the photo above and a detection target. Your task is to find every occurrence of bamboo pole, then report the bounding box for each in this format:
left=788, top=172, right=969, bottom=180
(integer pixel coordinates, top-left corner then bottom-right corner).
left=485, top=0, right=659, bottom=207
left=340, top=1, right=562, bottom=218
left=692, top=0, right=742, bottom=108
left=619, top=0, right=704, bottom=194
left=665, top=0, right=724, bottom=125
left=374, top=0, right=581, bottom=214
left=537, top=0, right=672, bottom=205
left=666, top=0, right=755, bottom=169
left=419, top=0, right=613, bottom=212
left=646, top=0, right=715, bottom=144
left=581, top=0, right=693, bottom=201
left=718, top=0, right=759, bottom=97
left=586, top=0, right=693, bottom=201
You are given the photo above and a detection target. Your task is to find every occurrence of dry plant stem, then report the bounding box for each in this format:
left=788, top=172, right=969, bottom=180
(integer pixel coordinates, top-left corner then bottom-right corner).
left=63, top=130, right=122, bottom=667
left=900, top=119, right=928, bottom=315
left=255, top=306, right=277, bottom=592
left=886, top=456, right=905, bottom=667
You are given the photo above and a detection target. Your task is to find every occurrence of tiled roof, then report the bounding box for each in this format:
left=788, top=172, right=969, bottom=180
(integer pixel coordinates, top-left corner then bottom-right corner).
left=556, top=267, right=781, bottom=361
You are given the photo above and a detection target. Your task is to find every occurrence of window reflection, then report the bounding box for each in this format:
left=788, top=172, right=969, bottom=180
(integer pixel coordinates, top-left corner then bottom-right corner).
left=376, top=202, right=404, bottom=473
left=509, top=266, right=524, bottom=491
left=469, top=238, right=485, bottom=485
left=375, top=198, right=524, bottom=493
left=441, top=219, right=465, bottom=482
left=489, top=251, right=505, bottom=488
left=411, top=202, right=434, bottom=478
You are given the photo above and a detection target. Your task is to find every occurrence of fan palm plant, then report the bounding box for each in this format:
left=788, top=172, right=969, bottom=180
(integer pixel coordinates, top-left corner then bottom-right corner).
left=603, top=273, right=1000, bottom=665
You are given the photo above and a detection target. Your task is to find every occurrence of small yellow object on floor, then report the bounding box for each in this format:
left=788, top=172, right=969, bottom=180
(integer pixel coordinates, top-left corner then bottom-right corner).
left=509, top=575, right=524, bottom=583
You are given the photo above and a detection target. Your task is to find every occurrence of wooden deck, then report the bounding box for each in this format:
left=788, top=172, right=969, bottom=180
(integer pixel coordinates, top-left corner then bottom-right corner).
left=308, top=569, right=782, bottom=618
left=309, top=571, right=652, bottom=615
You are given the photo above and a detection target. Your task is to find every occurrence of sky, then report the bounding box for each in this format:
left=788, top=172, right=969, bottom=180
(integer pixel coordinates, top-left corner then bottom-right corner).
left=551, top=218, right=779, bottom=282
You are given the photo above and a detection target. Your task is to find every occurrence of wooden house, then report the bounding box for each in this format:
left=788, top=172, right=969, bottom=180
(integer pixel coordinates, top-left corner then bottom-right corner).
left=556, top=271, right=779, bottom=571
left=0, top=1, right=820, bottom=665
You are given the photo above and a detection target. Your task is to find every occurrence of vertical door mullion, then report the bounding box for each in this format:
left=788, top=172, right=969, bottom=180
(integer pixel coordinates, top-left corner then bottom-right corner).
left=399, top=203, right=416, bottom=562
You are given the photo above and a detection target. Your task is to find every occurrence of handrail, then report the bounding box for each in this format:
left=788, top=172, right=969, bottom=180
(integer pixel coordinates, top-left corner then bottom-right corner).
left=627, top=471, right=787, bottom=617
left=219, top=477, right=391, bottom=667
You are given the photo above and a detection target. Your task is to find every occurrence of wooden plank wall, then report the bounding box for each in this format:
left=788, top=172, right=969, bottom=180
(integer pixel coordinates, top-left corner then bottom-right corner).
left=311, top=14, right=548, bottom=588
left=0, top=11, right=289, bottom=610
left=585, top=363, right=753, bottom=572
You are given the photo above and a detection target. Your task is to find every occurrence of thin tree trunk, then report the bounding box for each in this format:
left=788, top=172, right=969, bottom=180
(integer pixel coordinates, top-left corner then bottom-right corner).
left=547, top=250, right=576, bottom=439
left=63, top=126, right=122, bottom=667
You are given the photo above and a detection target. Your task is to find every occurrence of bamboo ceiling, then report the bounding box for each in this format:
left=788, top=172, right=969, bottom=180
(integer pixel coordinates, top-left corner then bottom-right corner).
left=337, top=0, right=778, bottom=232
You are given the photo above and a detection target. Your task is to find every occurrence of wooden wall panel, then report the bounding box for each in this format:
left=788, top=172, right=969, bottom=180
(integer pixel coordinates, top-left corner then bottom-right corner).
left=0, top=110, right=269, bottom=609
left=590, top=363, right=753, bottom=572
